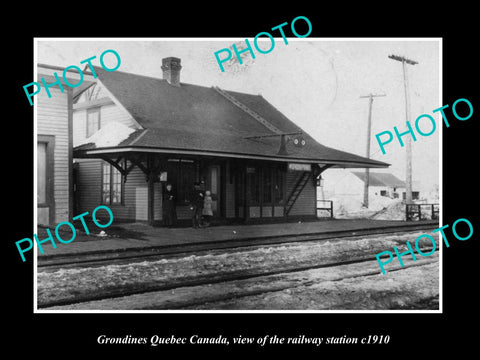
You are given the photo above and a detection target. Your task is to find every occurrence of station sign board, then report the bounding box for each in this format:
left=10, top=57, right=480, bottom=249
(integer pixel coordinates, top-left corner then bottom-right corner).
left=288, top=163, right=311, bottom=171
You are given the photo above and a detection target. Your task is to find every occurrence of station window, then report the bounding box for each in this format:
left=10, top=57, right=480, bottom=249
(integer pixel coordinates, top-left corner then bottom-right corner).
left=247, top=168, right=260, bottom=205
left=102, top=162, right=123, bottom=205
left=263, top=169, right=272, bottom=204
left=247, top=166, right=284, bottom=207
left=273, top=167, right=284, bottom=205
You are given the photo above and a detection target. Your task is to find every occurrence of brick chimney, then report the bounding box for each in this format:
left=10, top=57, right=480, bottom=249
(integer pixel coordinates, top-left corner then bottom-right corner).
left=161, top=57, right=182, bottom=87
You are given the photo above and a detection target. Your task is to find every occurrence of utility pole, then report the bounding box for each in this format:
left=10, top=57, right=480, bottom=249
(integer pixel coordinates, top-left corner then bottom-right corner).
left=388, top=54, right=418, bottom=204
left=359, top=93, right=386, bottom=208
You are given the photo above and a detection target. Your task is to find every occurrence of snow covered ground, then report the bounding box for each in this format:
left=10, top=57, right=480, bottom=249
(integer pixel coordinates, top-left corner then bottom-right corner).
left=38, top=231, right=440, bottom=310
left=329, top=194, right=404, bottom=219
left=187, top=259, right=439, bottom=310
left=45, top=255, right=438, bottom=311
left=319, top=168, right=439, bottom=221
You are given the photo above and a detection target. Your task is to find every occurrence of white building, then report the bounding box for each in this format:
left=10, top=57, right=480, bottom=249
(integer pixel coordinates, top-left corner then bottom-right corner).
left=321, top=169, right=420, bottom=201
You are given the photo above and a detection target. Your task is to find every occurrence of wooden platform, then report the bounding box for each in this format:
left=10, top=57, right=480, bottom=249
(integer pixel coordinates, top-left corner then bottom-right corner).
left=35, top=218, right=439, bottom=258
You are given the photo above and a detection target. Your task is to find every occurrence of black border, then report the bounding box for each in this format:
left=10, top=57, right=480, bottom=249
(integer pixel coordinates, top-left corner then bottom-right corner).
left=6, top=6, right=478, bottom=356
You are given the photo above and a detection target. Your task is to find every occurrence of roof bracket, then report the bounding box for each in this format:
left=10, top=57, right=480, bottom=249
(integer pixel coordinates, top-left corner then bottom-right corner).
left=317, top=164, right=334, bottom=174
left=99, top=156, right=127, bottom=177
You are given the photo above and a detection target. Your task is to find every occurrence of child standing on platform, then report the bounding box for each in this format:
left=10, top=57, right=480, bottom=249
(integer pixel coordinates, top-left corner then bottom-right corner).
left=202, top=190, right=213, bottom=227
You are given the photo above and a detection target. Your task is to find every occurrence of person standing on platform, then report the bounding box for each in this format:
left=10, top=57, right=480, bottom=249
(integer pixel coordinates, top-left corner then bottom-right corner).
left=162, top=183, right=177, bottom=227
left=191, top=182, right=204, bottom=228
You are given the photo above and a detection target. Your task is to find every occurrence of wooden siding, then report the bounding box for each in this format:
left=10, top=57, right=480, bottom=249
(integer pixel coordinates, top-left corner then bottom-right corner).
left=75, top=159, right=102, bottom=214
left=286, top=170, right=316, bottom=216
left=75, top=158, right=163, bottom=222
left=37, top=86, right=71, bottom=225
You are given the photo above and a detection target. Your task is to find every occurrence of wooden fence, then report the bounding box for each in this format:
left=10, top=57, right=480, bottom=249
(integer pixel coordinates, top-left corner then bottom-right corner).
left=316, top=200, right=333, bottom=218
left=406, top=203, right=439, bottom=221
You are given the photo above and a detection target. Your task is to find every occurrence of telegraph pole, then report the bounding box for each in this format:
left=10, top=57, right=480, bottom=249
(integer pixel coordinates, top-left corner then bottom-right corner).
left=388, top=54, right=418, bottom=204
left=359, top=93, right=386, bottom=208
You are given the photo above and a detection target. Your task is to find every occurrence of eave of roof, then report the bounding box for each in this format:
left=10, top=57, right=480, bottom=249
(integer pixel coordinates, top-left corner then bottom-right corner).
left=74, top=145, right=389, bottom=168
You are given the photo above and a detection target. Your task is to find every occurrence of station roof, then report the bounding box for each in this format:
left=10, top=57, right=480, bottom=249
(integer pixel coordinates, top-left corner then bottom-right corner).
left=74, top=66, right=389, bottom=168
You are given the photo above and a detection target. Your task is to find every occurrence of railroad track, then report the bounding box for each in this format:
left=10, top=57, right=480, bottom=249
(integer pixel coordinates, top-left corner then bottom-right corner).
left=37, top=225, right=439, bottom=309
left=38, top=221, right=438, bottom=269
left=172, top=255, right=439, bottom=311
left=40, top=251, right=439, bottom=310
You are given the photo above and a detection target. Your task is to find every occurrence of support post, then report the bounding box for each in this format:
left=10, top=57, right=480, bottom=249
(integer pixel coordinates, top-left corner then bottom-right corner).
left=403, top=59, right=413, bottom=205
left=359, top=93, right=386, bottom=208
left=245, top=164, right=250, bottom=222
left=389, top=54, right=418, bottom=204
left=146, top=155, right=164, bottom=226
left=147, top=155, right=155, bottom=226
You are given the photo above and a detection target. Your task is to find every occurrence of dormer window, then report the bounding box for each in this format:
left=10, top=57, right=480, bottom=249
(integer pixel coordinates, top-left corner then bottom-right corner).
left=86, top=107, right=100, bottom=137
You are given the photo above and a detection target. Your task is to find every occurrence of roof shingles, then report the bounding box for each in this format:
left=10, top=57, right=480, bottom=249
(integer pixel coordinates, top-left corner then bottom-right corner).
left=75, top=66, right=388, bottom=168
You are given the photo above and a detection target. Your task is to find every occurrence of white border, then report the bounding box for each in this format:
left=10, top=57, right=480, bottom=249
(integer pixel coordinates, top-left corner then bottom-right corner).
left=33, top=37, right=443, bottom=314
left=33, top=39, right=38, bottom=312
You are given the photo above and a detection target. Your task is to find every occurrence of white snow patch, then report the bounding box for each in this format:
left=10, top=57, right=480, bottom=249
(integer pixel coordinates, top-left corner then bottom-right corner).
left=370, top=200, right=406, bottom=220
left=329, top=194, right=404, bottom=219
left=80, top=122, right=136, bottom=148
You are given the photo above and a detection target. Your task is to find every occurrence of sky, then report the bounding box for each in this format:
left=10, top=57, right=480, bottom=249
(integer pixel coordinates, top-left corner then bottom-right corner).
left=36, top=38, right=441, bottom=194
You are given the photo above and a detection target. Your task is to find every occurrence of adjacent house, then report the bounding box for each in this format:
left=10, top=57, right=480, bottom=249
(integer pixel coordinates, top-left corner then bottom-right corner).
left=69, top=57, right=389, bottom=225
left=351, top=172, right=421, bottom=200
left=322, top=169, right=419, bottom=201
left=36, top=64, right=95, bottom=226
left=351, top=172, right=407, bottom=199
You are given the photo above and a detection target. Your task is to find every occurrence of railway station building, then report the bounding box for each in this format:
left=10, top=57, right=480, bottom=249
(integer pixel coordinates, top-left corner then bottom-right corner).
left=71, top=57, right=389, bottom=226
